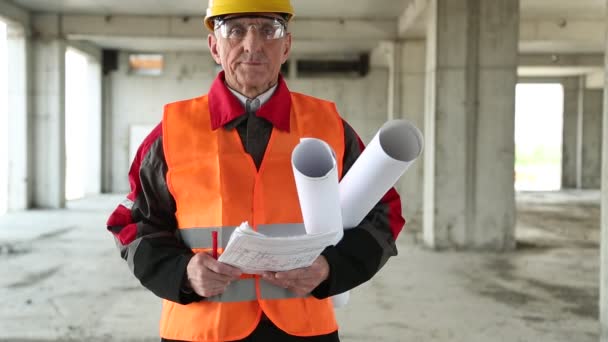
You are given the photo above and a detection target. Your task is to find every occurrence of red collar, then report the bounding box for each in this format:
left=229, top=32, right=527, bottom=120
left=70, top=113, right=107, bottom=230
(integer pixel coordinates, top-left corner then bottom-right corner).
left=208, top=71, right=292, bottom=132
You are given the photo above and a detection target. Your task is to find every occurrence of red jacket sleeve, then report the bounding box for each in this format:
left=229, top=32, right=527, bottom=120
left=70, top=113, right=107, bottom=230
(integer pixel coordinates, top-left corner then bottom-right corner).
left=106, top=123, right=200, bottom=304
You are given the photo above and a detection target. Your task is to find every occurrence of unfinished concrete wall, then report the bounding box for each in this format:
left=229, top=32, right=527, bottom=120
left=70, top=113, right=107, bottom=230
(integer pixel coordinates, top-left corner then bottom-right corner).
left=109, top=52, right=216, bottom=192
left=582, top=88, right=603, bottom=189
left=108, top=52, right=389, bottom=193
left=289, top=69, right=389, bottom=144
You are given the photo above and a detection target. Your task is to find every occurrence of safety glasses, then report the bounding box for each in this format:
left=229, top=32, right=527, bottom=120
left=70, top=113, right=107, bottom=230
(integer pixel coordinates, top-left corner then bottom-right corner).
left=214, top=15, right=287, bottom=41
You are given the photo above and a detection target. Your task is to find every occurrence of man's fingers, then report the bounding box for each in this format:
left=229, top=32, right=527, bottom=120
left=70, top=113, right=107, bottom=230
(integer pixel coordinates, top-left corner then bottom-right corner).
left=266, top=256, right=330, bottom=295
left=202, top=270, right=235, bottom=283
left=287, top=286, right=310, bottom=297
left=274, top=268, right=306, bottom=280
left=200, top=284, right=231, bottom=297
left=262, top=273, right=289, bottom=288
left=201, top=253, right=242, bottom=279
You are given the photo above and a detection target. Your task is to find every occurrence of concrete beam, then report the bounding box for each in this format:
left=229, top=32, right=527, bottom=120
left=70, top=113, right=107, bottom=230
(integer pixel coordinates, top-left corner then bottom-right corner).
left=520, top=18, right=604, bottom=45
left=588, top=71, right=604, bottom=89
left=67, top=40, right=102, bottom=62
left=0, top=0, right=30, bottom=28
left=65, top=34, right=380, bottom=57
left=397, top=0, right=428, bottom=38
left=518, top=76, right=564, bottom=84
left=519, top=53, right=604, bottom=67
left=56, top=15, right=397, bottom=41
left=397, top=14, right=604, bottom=47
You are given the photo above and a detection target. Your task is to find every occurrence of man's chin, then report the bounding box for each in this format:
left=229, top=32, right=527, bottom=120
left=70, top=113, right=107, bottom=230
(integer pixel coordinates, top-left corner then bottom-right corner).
left=237, top=74, right=269, bottom=87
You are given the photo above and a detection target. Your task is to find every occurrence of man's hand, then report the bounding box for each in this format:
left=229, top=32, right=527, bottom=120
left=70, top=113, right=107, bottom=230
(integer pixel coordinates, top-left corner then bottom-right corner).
left=186, top=253, right=242, bottom=297
left=262, top=255, right=330, bottom=296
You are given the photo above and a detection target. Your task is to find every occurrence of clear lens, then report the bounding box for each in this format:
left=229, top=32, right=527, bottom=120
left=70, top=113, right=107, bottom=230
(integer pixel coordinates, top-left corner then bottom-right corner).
left=216, top=17, right=286, bottom=40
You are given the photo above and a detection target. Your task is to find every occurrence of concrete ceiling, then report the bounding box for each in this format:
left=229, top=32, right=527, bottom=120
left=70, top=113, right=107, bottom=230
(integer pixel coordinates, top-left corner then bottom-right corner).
left=5, top=0, right=607, bottom=78
left=8, top=0, right=410, bottom=18
left=11, top=0, right=605, bottom=19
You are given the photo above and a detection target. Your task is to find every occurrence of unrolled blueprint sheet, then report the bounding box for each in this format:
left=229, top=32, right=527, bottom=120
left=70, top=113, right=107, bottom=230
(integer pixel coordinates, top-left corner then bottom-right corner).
left=218, top=222, right=339, bottom=274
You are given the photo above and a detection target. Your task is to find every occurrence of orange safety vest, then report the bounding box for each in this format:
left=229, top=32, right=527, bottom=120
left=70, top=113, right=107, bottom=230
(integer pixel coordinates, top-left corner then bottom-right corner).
left=161, top=92, right=345, bottom=342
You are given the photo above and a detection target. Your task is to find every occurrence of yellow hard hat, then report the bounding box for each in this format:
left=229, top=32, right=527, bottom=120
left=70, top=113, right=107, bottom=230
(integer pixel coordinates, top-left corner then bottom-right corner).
left=204, top=0, right=295, bottom=32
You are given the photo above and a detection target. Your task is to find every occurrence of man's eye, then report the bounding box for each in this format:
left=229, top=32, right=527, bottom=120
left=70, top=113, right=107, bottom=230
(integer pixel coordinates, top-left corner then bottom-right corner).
left=228, top=25, right=246, bottom=37
left=260, top=25, right=276, bottom=36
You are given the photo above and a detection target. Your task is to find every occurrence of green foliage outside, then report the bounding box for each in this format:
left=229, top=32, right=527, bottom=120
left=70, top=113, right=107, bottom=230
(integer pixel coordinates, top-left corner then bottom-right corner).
left=515, top=144, right=561, bottom=167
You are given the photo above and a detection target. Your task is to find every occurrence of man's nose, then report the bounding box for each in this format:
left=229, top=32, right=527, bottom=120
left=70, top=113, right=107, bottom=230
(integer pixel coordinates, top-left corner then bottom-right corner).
left=242, top=28, right=264, bottom=52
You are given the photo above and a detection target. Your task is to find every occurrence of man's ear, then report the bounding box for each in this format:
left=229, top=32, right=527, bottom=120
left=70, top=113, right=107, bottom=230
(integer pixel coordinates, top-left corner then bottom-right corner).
left=281, top=33, right=292, bottom=64
left=208, top=33, right=222, bottom=64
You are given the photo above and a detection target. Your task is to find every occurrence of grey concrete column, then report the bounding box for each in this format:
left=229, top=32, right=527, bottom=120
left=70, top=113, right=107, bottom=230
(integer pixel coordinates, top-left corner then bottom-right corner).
left=396, top=40, right=426, bottom=226
left=423, top=0, right=518, bottom=250
left=101, top=72, right=113, bottom=193
left=582, top=88, right=603, bottom=189
left=561, top=77, right=583, bottom=189
left=31, top=14, right=66, bottom=208
left=600, top=3, right=608, bottom=339
left=387, top=41, right=401, bottom=121
left=6, top=21, right=30, bottom=210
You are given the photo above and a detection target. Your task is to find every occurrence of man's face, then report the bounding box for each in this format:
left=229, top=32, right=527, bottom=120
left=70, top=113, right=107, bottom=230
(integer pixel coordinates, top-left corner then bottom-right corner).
left=208, top=13, right=292, bottom=96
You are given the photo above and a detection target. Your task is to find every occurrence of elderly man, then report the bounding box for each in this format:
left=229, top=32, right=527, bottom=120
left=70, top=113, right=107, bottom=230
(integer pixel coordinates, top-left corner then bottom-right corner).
left=106, top=0, right=404, bottom=341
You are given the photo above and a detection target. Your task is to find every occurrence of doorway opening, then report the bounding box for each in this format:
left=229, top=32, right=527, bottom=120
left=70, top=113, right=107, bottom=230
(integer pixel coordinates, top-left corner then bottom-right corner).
left=514, top=83, right=564, bottom=191
left=65, top=48, right=102, bottom=201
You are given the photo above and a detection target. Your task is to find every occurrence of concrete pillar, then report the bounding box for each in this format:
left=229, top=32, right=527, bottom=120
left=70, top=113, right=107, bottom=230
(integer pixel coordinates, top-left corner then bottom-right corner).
left=600, top=3, right=608, bottom=339
left=288, top=58, right=297, bottom=81
left=387, top=41, right=401, bottom=121
left=396, top=40, right=426, bottom=226
left=101, top=72, right=113, bottom=193
left=582, top=88, right=603, bottom=189
left=423, top=0, right=518, bottom=250
left=6, top=21, right=30, bottom=210
left=561, top=77, right=583, bottom=189
left=31, top=14, right=66, bottom=208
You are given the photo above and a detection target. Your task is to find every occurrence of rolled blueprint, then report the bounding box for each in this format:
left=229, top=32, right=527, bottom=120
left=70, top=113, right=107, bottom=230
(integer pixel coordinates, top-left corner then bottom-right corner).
left=340, top=119, right=424, bottom=228
left=291, top=138, right=343, bottom=245
left=291, top=120, right=424, bottom=308
left=332, top=120, right=424, bottom=307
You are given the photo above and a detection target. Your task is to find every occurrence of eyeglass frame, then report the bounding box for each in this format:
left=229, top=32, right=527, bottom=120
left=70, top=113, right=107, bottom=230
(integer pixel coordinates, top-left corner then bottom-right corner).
left=213, top=15, right=289, bottom=41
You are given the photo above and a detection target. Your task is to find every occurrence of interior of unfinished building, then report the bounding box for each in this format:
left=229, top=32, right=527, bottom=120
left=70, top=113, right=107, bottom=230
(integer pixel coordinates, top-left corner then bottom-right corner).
left=0, top=0, right=607, bottom=341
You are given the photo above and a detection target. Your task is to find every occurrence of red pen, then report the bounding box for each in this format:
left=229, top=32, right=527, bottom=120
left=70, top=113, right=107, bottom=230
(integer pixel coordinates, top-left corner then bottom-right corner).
left=212, top=231, right=218, bottom=259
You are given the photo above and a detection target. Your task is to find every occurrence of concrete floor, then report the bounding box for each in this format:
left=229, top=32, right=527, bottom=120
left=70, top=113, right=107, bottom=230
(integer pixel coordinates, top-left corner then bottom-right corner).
left=0, top=191, right=600, bottom=342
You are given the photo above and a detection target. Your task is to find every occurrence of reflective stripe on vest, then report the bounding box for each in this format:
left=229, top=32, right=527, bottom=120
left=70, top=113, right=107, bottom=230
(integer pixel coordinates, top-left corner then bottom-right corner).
left=205, top=277, right=307, bottom=302
left=179, top=223, right=307, bottom=249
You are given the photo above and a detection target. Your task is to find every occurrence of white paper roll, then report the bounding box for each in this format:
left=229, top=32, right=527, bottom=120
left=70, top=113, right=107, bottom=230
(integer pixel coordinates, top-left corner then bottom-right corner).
left=291, top=138, right=343, bottom=244
left=340, top=120, right=424, bottom=229
left=332, top=120, right=424, bottom=308
left=291, top=120, right=424, bottom=309
left=330, top=289, right=350, bottom=307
